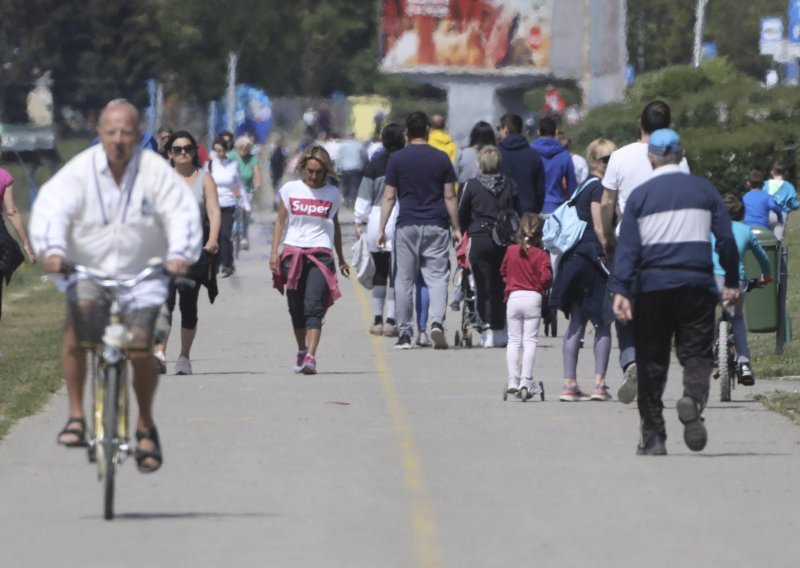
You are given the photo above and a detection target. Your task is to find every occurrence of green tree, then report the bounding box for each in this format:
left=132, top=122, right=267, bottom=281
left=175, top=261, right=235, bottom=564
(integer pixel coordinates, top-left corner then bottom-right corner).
left=627, top=0, right=790, bottom=80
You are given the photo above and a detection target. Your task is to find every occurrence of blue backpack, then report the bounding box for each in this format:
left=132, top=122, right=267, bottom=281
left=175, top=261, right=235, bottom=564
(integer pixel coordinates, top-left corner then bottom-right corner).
left=542, top=177, right=595, bottom=255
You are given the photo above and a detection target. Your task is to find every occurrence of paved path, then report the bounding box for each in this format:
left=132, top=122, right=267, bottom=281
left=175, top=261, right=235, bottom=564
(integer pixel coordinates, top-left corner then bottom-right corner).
left=1, top=209, right=799, bottom=568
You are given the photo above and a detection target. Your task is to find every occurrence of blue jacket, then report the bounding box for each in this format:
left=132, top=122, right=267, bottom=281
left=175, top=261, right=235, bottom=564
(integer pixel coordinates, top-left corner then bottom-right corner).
left=763, top=179, right=800, bottom=214
left=742, top=189, right=782, bottom=228
left=712, top=221, right=770, bottom=281
left=498, top=134, right=545, bottom=213
left=610, top=166, right=738, bottom=298
left=530, top=137, right=577, bottom=214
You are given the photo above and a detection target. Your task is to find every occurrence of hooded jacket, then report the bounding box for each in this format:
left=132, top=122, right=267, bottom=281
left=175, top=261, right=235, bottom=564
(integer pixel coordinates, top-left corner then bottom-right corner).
left=428, top=129, right=457, bottom=163
left=530, top=137, right=578, bottom=214
left=498, top=133, right=545, bottom=213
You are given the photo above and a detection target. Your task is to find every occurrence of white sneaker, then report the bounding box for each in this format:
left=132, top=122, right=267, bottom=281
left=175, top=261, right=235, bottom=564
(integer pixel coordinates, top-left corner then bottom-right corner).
left=175, top=355, right=193, bottom=375
left=240, top=238, right=250, bottom=251
left=480, top=329, right=494, bottom=348
left=617, top=362, right=638, bottom=404
left=507, top=377, right=521, bottom=394
left=416, top=331, right=432, bottom=347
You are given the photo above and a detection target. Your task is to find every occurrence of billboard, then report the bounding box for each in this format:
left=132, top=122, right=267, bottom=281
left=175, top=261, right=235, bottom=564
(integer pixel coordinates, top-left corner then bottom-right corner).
left=380, top=0, right=554, bottom=75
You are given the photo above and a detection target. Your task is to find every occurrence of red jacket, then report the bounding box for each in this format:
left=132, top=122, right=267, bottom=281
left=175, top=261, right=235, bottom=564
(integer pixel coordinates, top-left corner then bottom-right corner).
left=500, top=244, right=552, bottom=302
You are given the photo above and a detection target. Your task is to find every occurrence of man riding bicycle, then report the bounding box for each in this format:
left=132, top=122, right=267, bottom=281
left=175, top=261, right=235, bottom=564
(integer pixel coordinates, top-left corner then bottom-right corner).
left=30, top=99, right=202, bottom=473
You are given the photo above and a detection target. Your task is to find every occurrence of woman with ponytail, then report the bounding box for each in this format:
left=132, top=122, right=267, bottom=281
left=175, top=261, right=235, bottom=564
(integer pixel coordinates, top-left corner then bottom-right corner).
left=500, top=213, right=552, bottom=399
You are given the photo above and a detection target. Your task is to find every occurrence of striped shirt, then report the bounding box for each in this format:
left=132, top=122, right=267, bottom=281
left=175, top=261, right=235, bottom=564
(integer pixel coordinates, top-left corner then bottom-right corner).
left=609, top=165, right=738, bottom=298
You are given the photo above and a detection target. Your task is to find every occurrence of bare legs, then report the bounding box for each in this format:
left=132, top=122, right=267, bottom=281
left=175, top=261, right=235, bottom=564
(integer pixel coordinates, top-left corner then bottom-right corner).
left=293, top=327, right=321, bottom=356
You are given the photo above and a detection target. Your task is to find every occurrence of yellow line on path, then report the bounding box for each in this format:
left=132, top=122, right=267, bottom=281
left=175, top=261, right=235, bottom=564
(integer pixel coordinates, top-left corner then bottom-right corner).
left=351, top=279, right=443, bottom=568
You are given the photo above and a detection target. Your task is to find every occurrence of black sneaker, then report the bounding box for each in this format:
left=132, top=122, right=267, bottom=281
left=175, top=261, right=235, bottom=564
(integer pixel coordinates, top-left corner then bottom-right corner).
left=636, top=432, right=667, bottom=456
left=739, top=362, right=755, bottom=386
left=676, top=396, right=708, bottom=452
left=430, top=323, right=448, bottom=350
left=394, top=334, right=412, bottom=350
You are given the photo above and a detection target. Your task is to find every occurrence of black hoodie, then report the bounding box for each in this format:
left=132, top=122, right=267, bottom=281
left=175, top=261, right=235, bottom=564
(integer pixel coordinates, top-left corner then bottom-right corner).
left=498, top=133, right=545, bottom=213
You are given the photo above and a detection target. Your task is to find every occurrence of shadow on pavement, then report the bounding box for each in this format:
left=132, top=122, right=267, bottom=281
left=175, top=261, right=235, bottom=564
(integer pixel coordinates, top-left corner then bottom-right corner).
left=91, top=511, right=278, bottom=521
left=678, top=452, right=789, bottom=458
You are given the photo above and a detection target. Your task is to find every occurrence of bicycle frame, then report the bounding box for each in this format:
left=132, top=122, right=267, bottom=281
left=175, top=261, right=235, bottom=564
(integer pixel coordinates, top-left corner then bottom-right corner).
left=47, top=262, right=167, bottom=520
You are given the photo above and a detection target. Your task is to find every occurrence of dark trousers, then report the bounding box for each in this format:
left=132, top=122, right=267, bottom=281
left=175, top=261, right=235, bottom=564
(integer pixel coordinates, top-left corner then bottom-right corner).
left=340, top=170, right=363, bottom=205
left=165, top=280, right=201, bottom=330
left=219, top=206, right=235, bottom=270
left=634, top=286, right=716, bottom=438
left=372, top=251, right=393, bottom=287
left=468, top=235, right=506, bottom=330
left=281, top=253, right=334, bottom=330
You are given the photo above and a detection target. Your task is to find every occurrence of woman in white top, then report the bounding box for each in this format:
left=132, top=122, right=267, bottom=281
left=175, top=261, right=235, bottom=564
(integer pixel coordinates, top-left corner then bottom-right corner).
left=354, top=123, right=404, bottom=336
left=209, top=135, right=242, bottom=277
left=153, top=131, right=220, bottom=375
left=270, top=145, right=350, bottom=375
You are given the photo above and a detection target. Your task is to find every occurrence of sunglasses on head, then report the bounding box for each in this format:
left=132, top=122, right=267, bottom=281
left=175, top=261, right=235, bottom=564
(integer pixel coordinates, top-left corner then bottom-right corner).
left=171, top=144, right=196, bottom=155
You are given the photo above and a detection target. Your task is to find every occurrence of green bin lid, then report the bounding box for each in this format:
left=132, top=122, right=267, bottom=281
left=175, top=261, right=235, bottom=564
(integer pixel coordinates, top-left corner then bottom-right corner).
left=750, top=226, right=778, bottom=246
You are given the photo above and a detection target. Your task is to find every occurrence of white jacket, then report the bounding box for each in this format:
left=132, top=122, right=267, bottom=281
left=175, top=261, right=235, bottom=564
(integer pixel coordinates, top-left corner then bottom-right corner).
left=30, top=145, right=202, bottom=278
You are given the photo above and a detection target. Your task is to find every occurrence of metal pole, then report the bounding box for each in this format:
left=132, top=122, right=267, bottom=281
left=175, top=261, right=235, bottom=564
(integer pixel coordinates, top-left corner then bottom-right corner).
left=693, top=0, right=709, bottom=67
left=226, top=52, right=238, bottom=133
left=776, top=241, right=789, bottom=354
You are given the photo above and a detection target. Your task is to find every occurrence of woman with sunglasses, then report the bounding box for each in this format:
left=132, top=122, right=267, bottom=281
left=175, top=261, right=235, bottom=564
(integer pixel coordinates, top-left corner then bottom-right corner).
left=270, top=145, right=350, bottom=375
left=549, top=137, right=617, bottom=401
left=210, top=135, right=243, bottom=277
left=153, top=131, right=221, bottom=375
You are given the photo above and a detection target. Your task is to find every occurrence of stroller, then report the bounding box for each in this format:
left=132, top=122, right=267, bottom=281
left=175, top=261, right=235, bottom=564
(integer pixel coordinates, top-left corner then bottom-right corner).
left=452, top=233, right=483, bottom=347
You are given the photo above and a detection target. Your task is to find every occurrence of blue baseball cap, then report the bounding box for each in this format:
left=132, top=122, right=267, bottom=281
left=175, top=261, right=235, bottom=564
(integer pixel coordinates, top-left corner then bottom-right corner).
left=648, top=128, right=682, bottom=157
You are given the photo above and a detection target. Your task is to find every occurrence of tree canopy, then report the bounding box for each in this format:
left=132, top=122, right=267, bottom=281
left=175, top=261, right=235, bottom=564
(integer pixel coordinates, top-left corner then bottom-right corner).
left=0, top=0, right=795, bottom=120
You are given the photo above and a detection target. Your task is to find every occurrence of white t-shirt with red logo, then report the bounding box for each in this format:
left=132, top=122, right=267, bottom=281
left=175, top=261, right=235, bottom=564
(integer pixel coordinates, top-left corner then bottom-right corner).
left=280, top=180, right=342, bottom=249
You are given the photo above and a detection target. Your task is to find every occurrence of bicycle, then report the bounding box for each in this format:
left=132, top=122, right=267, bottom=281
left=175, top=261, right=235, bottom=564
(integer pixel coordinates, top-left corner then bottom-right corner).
left=714, top=277, right=763, bottom=402
left=46, top=261, right=190, bottom=520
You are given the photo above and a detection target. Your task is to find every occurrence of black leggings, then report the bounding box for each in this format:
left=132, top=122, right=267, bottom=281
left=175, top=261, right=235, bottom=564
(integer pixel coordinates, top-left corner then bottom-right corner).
left=468, top=235, right=507, bottom=330
left=372, top=251, right=393, bottom=287
left=165, top=280, right=201, bottom=330
left=219, top=206, right=235, bottom=270
left=281, top=253, right=334, bottom=330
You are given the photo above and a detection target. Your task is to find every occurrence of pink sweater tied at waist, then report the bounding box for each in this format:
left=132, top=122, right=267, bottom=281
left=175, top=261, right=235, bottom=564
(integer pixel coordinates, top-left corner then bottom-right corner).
left=272, top=245, right=341, bottom=308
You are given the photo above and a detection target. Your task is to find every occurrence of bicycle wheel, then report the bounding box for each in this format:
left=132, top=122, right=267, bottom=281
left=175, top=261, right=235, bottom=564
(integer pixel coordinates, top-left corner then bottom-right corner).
left=718, top=320, right=732, bottom=402
left=102, top=364, right=120, bottom=520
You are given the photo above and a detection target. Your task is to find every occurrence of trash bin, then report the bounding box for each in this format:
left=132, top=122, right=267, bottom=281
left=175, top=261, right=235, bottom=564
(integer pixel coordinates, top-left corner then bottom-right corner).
left=743, top=226, right=779, bottom=332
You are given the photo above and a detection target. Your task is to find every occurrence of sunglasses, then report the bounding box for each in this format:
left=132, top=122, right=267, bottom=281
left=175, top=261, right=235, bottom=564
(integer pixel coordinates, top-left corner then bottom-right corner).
left=599, top=155, right=611, bottom=164
left=171, top=144, right=196, bottom=155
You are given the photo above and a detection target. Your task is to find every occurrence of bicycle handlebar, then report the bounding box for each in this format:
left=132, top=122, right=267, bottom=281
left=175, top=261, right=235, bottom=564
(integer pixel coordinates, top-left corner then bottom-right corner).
left=43, top=260, right=196, bottom=289
left=61, top=263, right=167, bottom=290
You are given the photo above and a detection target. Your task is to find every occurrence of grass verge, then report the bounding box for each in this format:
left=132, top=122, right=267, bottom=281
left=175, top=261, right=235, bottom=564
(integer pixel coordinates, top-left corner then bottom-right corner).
left=747, top=216, right=800, bottom=379
left=754, top=392, right=800, bottom=426
left=0, top=263, right=64, bottom=439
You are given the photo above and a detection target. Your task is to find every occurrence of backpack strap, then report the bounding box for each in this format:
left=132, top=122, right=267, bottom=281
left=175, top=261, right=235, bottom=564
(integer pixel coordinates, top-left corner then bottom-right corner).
left=567, top=176, right=598, bottom=206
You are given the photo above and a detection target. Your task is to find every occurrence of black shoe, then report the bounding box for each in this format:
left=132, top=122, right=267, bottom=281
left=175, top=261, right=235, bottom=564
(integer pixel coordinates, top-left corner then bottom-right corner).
left=636, top=432, right=667, bottom=456
left=394, top=334, right=412, bottom=350
left=676, top=396, right=707, bottom=452
left=738, top=362, right=755, bottom=386
left=430, top=322, right=448, bottom=350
